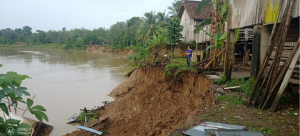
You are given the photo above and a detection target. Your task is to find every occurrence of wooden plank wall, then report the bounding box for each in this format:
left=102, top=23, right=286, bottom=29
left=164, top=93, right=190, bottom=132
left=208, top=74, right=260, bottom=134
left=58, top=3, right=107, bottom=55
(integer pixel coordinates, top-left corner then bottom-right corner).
left=180, top=10, right=196, bottom=43
left=229, top=0, right=300, bottom=29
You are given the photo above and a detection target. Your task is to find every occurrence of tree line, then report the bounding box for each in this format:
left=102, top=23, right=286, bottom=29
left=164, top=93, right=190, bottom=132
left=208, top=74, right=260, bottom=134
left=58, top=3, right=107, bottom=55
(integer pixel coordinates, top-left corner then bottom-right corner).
left=0, top=0, right=185, bottom=49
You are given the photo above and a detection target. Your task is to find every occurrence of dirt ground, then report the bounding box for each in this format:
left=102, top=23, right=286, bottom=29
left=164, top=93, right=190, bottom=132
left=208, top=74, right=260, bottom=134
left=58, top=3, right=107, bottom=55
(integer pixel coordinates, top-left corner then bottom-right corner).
left=168, top=90, right=300, bottom=136
left=65, top=65, right=214, bottom=136
left=65, top=65, right=299, bottom=136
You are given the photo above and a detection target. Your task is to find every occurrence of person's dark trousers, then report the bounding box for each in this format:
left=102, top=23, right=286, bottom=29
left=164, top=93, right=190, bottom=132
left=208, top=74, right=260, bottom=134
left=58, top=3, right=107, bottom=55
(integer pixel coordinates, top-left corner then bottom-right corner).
left=187, top=57, right=191, bottom=67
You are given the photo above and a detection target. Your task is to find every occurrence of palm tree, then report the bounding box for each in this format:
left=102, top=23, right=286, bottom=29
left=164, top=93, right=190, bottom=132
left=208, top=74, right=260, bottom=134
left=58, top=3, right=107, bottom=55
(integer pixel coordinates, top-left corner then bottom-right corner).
left=167, top=0, right=185, bottom=17
left=157, top=10, right=169, bottom=22
left=138, top=11, right=159, bottom=45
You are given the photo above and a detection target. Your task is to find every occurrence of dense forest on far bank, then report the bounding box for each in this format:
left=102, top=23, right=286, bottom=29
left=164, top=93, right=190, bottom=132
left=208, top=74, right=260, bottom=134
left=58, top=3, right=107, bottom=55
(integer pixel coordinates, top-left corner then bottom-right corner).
left=0, top=0, right=185, bottom=50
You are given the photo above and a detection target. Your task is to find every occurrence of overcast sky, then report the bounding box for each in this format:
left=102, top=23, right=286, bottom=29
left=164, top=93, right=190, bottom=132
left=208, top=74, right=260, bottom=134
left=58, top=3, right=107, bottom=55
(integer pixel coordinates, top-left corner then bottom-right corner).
left=1, top=0, right=174, bottom=32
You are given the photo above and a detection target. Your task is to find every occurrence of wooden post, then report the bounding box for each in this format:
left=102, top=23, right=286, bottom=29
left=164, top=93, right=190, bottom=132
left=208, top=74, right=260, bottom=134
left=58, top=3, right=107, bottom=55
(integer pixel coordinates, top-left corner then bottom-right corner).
left=270, top=42, right=300, bottom=112
left=251, top=26, right=261, bottom=77
left=224, top=30, right=235, bottom=81
left=262, top=39, right=299, bottom=110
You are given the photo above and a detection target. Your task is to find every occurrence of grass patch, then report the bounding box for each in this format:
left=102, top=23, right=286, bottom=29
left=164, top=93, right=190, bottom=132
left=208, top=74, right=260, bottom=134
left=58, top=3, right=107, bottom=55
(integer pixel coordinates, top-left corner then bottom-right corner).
left=252, top=126, right=274, bottom=135
left=76, top=111, right=98, bottom=123
left=165, top=58, right=196, bottom=79
left=201, top=114, right=209, bottom=118
left=216, top=95, right=246, bottom=105
left=216, top=76, right=254, bottom=97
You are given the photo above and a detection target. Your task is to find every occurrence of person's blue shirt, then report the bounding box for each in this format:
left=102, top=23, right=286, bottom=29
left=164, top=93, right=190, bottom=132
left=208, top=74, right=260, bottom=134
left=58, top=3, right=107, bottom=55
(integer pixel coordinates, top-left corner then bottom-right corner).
left=186, top=49, right=193, bottom=58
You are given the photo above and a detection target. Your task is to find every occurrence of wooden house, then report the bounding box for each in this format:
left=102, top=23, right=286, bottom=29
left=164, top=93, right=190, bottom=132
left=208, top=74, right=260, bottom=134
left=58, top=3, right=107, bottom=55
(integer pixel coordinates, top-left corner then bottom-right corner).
left=177, top=1, right=212, bottom=44
left=225, top=0, right=299, bottom=111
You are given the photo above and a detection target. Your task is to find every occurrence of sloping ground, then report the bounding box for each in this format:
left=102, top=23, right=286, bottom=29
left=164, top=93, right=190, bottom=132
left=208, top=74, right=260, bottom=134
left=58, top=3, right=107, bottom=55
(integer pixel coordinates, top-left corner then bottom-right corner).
left=65, top=65, right=213, bottom=136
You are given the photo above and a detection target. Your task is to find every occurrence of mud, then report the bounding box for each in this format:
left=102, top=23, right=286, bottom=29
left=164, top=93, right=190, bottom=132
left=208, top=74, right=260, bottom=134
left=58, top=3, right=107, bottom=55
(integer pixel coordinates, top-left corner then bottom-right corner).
left=65, top=65, right=213, bottom=136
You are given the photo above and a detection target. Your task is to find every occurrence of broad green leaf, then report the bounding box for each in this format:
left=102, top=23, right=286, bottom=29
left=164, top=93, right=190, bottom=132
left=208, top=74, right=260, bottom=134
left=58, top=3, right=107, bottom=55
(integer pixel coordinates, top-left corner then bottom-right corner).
left=33, top=110, right=48, bottom=122
left=5, top=119, right=20, bottom=125
left=14, top=91, right=22, bottom=97
left=0, top=74, right=13, bottom=84
left=0, top=79, right=4, bottom=86
left=0, top=103, right=9, bottom=116
left=2, top=88, right=13, bottom=94
left=196, top=0, right=210, bottom=14
left=234, top=29, right=240, bottom=43
left=16, top=87, right=27, bottom=91
left=206, top=45, right=214, bottom=51
left=221, top=0, right=229, bottom=19
left=31, top=105, right=46, bottom=112
left=14, top=77, right=22, bottom=85
left=34, top=114, right=43, bottom=122
left=15, top=97, right=25, bottom=104
left=0, top=64, right=3, bottom=68
left=20, top=91, right=30, bottom=96
left=27, top=98, right=33, bottom=108
left=219, top=32, right=227, bottom=41
left=0, top=117, right=5, bottom=124
left=0, top=92, right=5, bottom=100
left=194, top=19, right=211, bottom=33
left=21, top=75, right=31, bottom=80
left=199, top=27, right=212, bottom=38
left=18, top=123, right=31, bottom=129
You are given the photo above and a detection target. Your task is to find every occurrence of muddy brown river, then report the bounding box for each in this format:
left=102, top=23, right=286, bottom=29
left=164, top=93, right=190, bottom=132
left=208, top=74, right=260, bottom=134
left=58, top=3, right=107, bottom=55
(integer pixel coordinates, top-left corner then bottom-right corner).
left=0, top=47, right=128, bottom=135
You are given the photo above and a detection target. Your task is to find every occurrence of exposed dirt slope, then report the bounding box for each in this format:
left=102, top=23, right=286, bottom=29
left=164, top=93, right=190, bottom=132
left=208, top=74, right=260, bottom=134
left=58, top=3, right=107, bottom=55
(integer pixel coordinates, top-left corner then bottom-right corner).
left=66, top=65, right=213, bottom=136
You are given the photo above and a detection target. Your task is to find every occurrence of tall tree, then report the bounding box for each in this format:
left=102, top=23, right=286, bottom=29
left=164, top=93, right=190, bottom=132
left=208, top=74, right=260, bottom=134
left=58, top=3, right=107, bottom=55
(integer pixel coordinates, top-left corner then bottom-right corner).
left=167, top=0, right=185, bottom=17
left=139, top=11, right=159, bottom=45
left=166, top=17, right=183, bottom=45
left=157, top=10, right=169, bottom=21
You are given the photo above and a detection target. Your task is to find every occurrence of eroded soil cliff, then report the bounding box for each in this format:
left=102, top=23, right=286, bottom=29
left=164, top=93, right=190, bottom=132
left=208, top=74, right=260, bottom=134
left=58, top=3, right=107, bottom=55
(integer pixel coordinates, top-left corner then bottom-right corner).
left=66, top=65, right=213, bottom=136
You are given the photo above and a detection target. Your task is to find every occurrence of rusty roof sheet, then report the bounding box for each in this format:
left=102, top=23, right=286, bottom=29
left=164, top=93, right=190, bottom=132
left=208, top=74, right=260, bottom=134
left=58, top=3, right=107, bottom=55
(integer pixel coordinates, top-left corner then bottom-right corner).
left=177, top=1, right=212, bottom=20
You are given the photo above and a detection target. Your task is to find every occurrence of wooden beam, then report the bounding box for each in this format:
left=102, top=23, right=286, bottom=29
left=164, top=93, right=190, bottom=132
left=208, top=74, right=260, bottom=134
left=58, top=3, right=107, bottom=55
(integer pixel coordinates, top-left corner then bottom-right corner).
left=224, top=30, right=235, bottom=81
left=289, top=78, right=300, bottom=84
left=261, top=38, right=299, bottom=110
left=270, top=42, right=300, bottom=111
left=247, top=0, right=284, bottom=106
left=251, top=26, right=261, bottom=77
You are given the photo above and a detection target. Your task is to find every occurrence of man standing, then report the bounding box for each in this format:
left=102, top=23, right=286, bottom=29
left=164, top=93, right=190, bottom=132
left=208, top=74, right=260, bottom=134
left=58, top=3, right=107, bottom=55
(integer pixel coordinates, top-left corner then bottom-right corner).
left=186, top=46, right=193, bottom=67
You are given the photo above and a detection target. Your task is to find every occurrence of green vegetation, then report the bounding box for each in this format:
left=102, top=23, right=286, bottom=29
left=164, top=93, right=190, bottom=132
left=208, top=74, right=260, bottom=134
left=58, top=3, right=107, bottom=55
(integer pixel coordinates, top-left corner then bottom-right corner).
left=76, top=111, right=98, bottom=123
left=216, top=95, right=246, bottom=105
left=0, top=1, right=186, bottom=50
left=0, top=64, right=48, bottom=135
left=216, top=76, right=254, bottom=97
left=165, top=58, right=196, bottom=79
left=252, top=126, right=274, bottom=135
left=166, top=17, right=183, bottom=45
left=127, top=46, right=149, bottom=67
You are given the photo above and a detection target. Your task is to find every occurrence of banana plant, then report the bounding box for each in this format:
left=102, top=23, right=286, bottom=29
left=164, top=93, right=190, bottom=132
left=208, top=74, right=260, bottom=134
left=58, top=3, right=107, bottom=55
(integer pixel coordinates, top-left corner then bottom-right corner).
left=199, top=23, right=227, bottom=68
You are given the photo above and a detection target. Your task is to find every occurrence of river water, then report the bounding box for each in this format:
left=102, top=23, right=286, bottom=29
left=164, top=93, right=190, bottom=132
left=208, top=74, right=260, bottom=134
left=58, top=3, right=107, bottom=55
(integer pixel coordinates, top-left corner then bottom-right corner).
left=0, top=47, right=128, bottom=135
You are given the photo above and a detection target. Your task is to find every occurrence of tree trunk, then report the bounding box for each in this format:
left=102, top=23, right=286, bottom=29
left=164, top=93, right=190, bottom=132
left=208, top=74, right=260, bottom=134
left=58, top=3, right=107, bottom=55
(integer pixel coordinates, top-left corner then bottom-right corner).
left=213, top=43, right=218, bottom=68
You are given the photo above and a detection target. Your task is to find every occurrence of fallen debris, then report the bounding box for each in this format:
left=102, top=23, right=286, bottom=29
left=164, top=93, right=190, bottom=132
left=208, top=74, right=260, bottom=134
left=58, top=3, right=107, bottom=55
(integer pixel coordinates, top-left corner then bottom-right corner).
left=183, top=122, right=263, bottom=136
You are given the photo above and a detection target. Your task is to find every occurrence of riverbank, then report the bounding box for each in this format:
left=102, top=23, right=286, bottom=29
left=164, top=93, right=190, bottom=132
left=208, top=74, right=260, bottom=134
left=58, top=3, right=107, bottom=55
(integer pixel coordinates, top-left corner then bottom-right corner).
left=0, top=44, right=134, bottom=55
left=65, top=64, right=299, bottom=136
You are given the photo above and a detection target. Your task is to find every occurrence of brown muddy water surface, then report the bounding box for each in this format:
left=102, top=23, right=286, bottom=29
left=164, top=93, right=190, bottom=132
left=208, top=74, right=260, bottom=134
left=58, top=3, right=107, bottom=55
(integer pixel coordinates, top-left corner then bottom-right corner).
left=0, top=47, right=128, bottom=135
